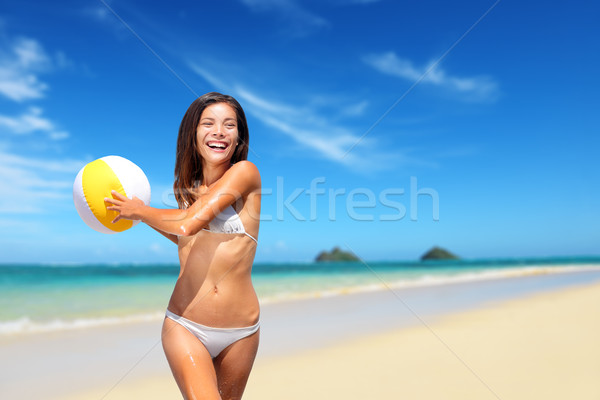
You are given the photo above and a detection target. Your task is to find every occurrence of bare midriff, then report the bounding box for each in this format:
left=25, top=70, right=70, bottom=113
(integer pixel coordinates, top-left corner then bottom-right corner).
left=167, top=230, right=260, bottom=328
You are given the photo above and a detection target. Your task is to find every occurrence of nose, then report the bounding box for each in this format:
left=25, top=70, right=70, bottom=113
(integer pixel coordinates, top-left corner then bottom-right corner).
left=212, top=124, right=225, bottom=137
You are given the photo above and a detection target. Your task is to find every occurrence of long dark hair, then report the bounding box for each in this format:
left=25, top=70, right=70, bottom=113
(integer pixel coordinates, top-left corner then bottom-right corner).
left=174, top=92, right=249, bottom=208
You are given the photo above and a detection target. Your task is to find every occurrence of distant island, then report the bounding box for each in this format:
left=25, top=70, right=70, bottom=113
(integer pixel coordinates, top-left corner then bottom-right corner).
left=420, top=246, right=460, bottom=261
left=315, top=247, right=359, bottom=262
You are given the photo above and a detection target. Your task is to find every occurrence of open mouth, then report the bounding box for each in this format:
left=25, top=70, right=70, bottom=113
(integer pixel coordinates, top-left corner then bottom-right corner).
left=206, top=141, right=229, bottom=152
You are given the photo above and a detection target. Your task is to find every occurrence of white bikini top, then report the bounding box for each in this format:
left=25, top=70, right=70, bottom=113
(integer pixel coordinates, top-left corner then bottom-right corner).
left=202, top=205, right=257, bottom=243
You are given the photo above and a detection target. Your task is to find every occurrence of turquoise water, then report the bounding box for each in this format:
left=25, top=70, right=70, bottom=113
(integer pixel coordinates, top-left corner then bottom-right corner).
left=1, top=257, right=599, bottom=335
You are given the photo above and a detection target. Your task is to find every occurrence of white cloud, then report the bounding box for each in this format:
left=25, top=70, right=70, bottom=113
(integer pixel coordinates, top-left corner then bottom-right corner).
left=0, top=107, right=69, bottom=140
left=363, top=51, right=498, bottom=101
left=0, top=35, right=80, bottom=223
left=232, top=86, right=367, bottom=165
left=0, top=35, right=70, bottom=139
left=0, top=150, right=85, bottom=213
left=247, top=108, right=357, bottom=162
left=189, top=64, right=227, bottom=91
left=340, top=100, right=369, bottom=117
left=84, top=5, right=112, bottom=22
left=0, top=36, right=52, bottom=102
left=13, top=37, right=49, bottom=68
left=235, top=86, right=297, bottom=115
left=189, top=63, right=403, bottom=170
left=0, top=151, right=85, bottom=173
left=190, top=62, right=440, bottom=172
left=239, top=0, right=329, bottom=36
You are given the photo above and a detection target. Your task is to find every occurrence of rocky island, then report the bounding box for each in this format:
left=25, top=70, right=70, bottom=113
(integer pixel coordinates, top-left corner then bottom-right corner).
left=315, top=247, right=359, bottom=262
left=420, top=246, right=460, bottom=261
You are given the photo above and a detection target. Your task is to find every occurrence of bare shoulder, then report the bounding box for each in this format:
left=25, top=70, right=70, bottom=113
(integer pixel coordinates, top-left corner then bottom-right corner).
left=213, top=161, right=261, bottom=199
left=230, top=160, right=259, bottom=174
left=227, top=161, right=261, bottom=185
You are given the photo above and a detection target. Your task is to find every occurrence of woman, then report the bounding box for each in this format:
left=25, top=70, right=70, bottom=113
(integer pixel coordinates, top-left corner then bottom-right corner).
left=105, top=92, right=261, bottom=400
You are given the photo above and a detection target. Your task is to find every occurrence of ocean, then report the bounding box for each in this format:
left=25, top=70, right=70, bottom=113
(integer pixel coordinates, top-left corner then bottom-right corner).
left=1, top=256, right=599, bottom=336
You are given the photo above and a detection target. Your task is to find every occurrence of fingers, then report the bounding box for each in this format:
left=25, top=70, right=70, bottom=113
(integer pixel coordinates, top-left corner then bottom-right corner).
left=104, top=191, right=138, bottom=224
left=104, top=201, right=121, bottom=215
left=110, top=190, right=127, bottom=200
left=104, top=190, right=126, bottom=206
left=104, top=191, right=123, bottom=224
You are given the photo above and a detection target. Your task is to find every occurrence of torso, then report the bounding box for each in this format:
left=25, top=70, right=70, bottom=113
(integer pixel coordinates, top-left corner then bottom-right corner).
left=168, top=198, right=260, bottom=328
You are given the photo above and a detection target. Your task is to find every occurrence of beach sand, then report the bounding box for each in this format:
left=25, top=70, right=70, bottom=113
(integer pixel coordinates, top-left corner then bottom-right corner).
left=245, top=281, right=600, bottom=400
left=51, top=277, right=600, bottom=400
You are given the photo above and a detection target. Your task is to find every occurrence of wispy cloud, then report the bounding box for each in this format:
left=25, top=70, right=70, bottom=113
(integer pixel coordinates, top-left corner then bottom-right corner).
left=340, top=100, right=369, bottom=117
left=0, top=107, right=69, bottom=140
left=0, top=36, right=51, bottom=101
left=189, top=62, right=418, bottom=171
left=239, top=0, right=329, bottom=36
left=363, top=51, right=498, bottom=101
left=0, top=150, right=85, bottom=213
left=83, top=5, right=112, bottom=22
left=0, top=33, right=76, bottom=214
left=0, top=35, right=70, bottom=140
left=190, top=63, right=361, bottom=162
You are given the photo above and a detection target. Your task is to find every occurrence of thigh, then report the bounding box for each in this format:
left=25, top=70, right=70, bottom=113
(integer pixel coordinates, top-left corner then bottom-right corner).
left=213, top=328, right=260, bottom=400
left=162, top=317, right=221, bottom=400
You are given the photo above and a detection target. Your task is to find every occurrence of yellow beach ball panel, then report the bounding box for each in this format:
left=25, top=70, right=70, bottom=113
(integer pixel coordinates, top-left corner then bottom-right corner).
left=82, top=158, right=132, bottom=232
left=73, top=156, right=151, bottom=234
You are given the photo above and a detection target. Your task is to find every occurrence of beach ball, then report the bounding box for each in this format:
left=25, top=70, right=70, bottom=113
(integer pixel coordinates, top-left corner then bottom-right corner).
left=73, top=155, right=151, bottom=234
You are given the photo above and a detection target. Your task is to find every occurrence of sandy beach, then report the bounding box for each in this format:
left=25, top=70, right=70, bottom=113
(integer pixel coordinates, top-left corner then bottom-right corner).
left=244, top=281, right=600, bottom=400
left=2, top=271, right=599, bottom=400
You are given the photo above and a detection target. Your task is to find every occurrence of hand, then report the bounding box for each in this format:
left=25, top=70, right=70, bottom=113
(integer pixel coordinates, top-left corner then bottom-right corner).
left=104, top=190, right=145, bottom=223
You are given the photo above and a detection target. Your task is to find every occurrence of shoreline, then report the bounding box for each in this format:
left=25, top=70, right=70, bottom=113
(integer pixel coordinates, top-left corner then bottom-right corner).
left=2, top=264, right=599, bottom=337
left=256, top=263, right=600, bottom=304
left=1, top=269, right=600, bottom=399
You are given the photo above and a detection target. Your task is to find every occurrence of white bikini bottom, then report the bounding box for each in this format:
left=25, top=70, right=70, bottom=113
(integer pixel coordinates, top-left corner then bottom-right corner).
left=165, top=309, right=260, bottom=358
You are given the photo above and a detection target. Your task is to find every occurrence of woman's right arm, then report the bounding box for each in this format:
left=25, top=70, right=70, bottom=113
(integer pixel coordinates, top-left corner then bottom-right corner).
left=105, top=196, right=197, bottom=236
left=105, top=161, right=260, bottom=237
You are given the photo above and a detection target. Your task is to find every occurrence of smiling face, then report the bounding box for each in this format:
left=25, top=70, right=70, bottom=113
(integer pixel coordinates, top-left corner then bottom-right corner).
left=196, top=102, right=239, bottom=166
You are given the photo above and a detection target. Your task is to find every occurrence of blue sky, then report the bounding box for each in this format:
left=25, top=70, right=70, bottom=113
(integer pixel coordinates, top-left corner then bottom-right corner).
left=0, top=0, right=598, bottom=264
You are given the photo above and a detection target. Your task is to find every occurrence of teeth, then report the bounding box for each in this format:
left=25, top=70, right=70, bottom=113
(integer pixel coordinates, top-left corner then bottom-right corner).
left=208, top=142, right=227, bottom=149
